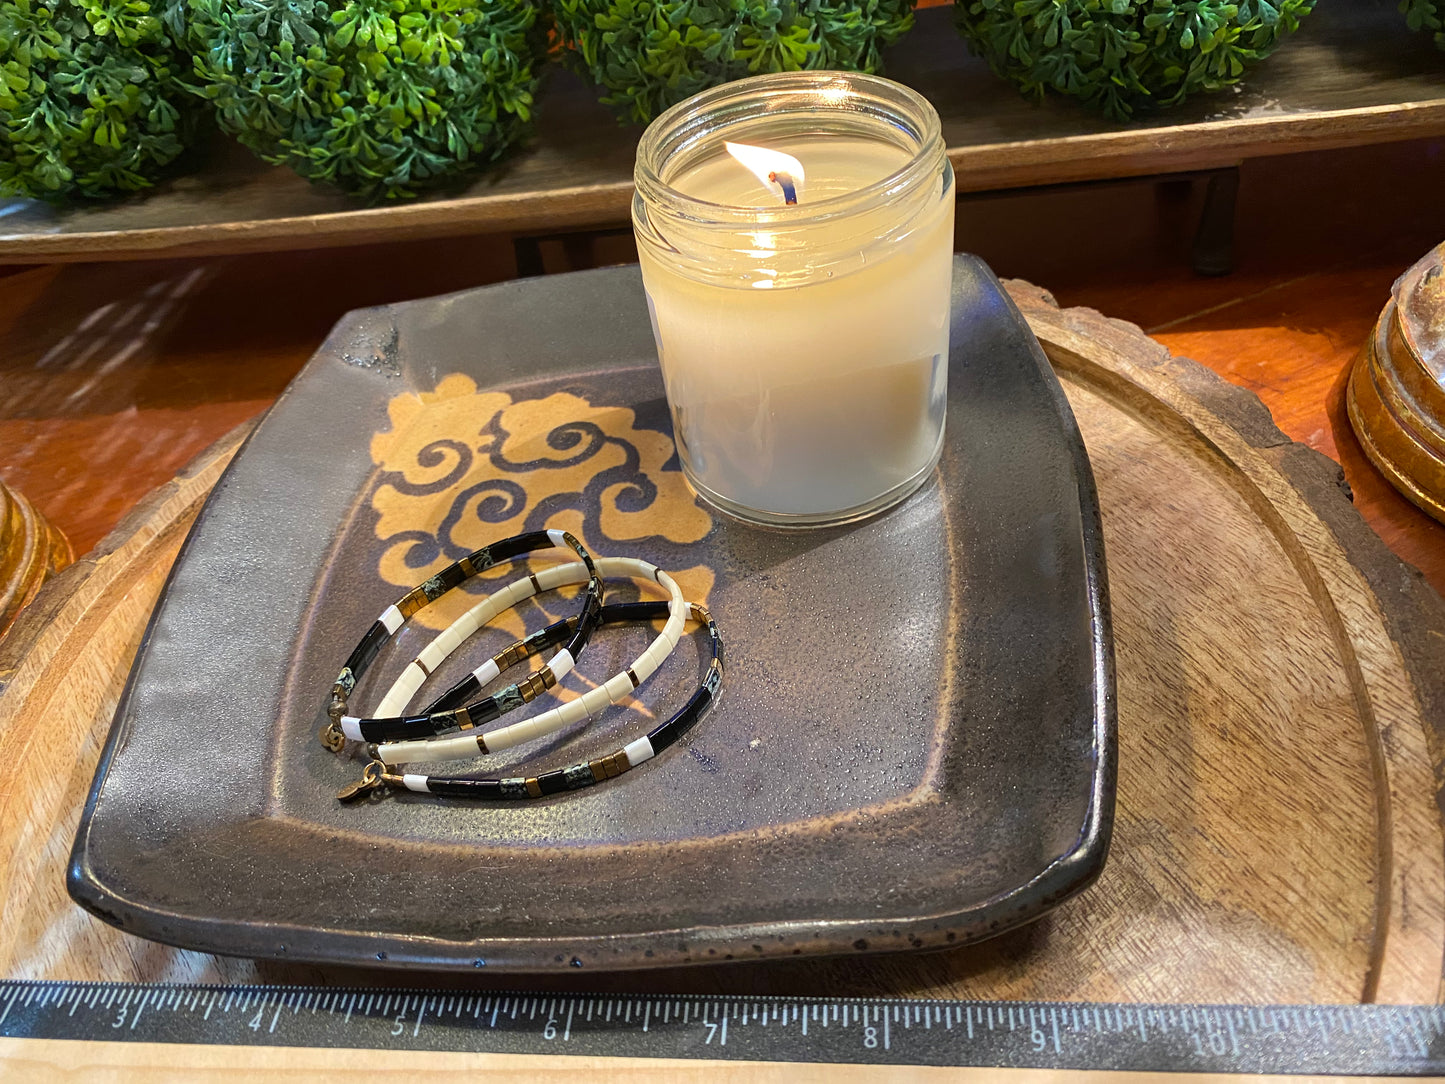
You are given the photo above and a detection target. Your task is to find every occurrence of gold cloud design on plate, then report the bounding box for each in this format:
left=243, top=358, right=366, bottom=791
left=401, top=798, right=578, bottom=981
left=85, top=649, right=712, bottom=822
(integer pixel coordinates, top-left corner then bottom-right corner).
left=367, top=375, right=715, bottom=714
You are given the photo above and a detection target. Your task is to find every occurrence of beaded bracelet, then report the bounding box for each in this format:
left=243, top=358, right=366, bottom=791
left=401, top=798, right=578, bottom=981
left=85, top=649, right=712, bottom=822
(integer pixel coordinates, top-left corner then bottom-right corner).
left=341, top=556, right=682, bottom=744
left=338, top=603, right=723, bottom=803
left=322, top=528, right=602, bottom=752
left=367, top=561, right=686, bottom=765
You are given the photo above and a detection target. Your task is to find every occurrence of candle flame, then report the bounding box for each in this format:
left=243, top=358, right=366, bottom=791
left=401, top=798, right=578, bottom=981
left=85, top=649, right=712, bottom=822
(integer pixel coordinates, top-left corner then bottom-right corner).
left=724, top=141, right=805, bottom=205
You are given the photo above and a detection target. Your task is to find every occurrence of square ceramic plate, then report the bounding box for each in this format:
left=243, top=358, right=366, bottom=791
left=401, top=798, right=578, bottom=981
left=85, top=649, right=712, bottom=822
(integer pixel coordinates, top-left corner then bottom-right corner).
left=69, top=255, right=1115, bottom=972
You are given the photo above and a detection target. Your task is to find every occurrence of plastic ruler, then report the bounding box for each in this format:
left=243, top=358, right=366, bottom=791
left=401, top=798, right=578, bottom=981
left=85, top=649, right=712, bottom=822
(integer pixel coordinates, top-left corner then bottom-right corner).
left=1, top=982, right=1442, bottom=1074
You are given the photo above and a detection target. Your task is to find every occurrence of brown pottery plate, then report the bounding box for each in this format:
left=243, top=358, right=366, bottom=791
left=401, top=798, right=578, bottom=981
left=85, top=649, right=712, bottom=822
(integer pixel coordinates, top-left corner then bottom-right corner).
left=68, top=255, right=1115, bottom=972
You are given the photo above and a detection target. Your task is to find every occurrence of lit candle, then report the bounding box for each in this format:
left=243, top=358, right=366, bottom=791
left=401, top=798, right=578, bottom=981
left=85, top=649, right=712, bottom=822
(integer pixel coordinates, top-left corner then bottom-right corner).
left=633, top=73, right=955, bottom=528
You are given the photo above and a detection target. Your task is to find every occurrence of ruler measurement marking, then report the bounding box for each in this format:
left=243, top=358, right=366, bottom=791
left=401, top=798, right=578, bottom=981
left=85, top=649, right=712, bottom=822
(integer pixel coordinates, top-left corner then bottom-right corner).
left=1415, top=1007, right=1435, bottom=1056
left=1416, top=1008, right=1433, bottom=1042
left=130, top=989, right=149, bottom=1031
left=1404, top=1010, right=1429, bottom=1058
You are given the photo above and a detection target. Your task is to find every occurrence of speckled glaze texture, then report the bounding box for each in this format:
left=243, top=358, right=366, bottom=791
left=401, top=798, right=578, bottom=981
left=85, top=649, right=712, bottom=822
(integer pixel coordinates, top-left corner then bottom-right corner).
left=68, top=256, right=1116, bottom=972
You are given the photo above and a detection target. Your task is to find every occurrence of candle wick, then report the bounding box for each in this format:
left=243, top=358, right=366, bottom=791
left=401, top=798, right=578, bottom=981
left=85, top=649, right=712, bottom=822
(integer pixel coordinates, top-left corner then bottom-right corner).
left=768, top=170, right=798, bottom=206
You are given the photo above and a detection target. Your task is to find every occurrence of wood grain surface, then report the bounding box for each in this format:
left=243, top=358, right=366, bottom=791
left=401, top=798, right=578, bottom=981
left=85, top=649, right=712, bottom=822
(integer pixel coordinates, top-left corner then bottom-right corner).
left=1347, top=246, right=1445, bottom=525
left=0, top=0, right=1441, bottom=262
left=1, top=284, right=1441, bottom=1009
left=0, top=478, right=71, bottom=639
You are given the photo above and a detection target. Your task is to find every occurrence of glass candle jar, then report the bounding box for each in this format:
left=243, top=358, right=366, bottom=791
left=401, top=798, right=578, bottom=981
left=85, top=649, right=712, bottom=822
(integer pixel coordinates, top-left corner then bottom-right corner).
left=633, top=71, right=955, bottom=529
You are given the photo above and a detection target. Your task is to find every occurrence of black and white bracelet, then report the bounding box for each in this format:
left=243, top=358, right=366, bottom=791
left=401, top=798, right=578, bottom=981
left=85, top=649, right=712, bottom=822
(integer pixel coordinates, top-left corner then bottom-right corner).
left=368, top=557, right=686, bottom=764
left=344, top=556, right=684, bottom=745
left=338, top=603, right=724, bottom=803
left=322, top=528, right=602, bottom=751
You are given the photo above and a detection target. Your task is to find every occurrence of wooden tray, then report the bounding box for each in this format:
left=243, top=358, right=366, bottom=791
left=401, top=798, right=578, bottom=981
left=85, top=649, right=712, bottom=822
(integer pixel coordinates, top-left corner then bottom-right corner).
left=2, top=280, right=1442, bottom=1003
left=1, top=0, right=1443, bottom=263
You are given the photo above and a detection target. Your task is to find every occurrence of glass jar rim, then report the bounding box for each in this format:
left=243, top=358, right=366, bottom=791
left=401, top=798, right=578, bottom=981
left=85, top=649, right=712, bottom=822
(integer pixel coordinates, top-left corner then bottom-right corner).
left=634, top=71, right=945, bottom=227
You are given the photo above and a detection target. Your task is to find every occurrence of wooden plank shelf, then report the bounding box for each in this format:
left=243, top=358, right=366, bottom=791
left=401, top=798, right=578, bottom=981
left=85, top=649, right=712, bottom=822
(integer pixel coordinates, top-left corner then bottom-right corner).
left=1, top=0, right=1442, bottom=262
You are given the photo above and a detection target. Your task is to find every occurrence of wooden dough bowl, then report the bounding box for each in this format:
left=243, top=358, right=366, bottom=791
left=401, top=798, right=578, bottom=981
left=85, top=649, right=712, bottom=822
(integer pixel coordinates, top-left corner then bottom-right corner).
left=2, top=281, right=1442, bottom=1004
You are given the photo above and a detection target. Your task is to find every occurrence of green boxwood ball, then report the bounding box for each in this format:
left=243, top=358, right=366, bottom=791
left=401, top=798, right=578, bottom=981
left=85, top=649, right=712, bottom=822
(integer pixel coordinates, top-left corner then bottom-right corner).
left=954, top=0, right=1316, bottom=120
left=552, top=0, right=918, bottom=126
left=0, top=0, right=202, bottom=201
left=173, top=0, right=544, bottom=200
left=1400, top=0, right=1443, bottom=52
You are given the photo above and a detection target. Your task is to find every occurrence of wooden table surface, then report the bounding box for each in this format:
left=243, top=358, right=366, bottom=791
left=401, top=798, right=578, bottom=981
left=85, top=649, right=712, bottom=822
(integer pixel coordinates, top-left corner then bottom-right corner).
left=0, top=135, right=1442, bottom=1080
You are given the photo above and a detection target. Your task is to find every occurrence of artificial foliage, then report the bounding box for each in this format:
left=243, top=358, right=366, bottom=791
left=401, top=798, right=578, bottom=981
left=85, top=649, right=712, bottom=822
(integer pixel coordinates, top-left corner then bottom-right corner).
left=551, top=0, right=917, bottom=125
left=955, top=0, right=1315, bottom=120
left=1400, top=0, right=1444, bottom=52
left=172, top=0, right=543, bottom=200
left=0, top=0, right=200, bottom=200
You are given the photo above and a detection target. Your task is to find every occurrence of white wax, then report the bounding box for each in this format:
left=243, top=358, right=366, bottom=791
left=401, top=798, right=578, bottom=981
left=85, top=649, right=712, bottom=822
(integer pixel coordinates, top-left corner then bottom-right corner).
left=640, top=135, right=953, bottom=520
